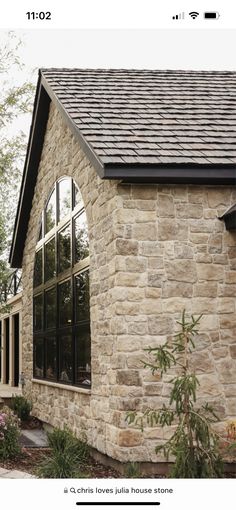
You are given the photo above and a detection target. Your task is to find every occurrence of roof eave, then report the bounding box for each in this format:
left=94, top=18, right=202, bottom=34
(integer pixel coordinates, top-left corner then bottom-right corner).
left=9, top=75, right=51, bottom=268
left=103, top=164, right=236, bottom=185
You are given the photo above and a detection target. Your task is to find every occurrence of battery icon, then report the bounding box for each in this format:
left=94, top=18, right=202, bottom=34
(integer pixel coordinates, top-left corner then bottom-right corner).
left=204, top=12, right=220, bottom=19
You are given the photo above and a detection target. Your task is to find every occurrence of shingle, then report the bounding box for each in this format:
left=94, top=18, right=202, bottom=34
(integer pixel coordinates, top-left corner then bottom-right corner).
left=41, top=68, right=236, bottom=167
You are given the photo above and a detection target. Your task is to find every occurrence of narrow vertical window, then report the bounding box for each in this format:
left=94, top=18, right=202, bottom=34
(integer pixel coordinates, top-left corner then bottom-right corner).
left=33, top=178, right=90, bottom=388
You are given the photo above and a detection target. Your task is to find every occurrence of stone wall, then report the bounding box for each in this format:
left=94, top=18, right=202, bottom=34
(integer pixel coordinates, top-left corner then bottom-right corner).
left=21, top=101, right=236, bottom=463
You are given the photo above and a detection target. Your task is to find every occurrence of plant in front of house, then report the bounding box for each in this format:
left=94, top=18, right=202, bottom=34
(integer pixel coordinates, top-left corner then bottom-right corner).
left=11, top=395, right=32, bottom=423
left=38, top=427, right=89, bottom=478
left=125, top=461, right=141, bottom=478
left=126, top=310, right=224, bottom=478
left=0, top=407, right=21, bottom=460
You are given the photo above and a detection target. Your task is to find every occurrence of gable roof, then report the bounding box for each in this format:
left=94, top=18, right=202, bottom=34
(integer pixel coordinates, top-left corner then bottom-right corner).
left=10, top=69, right=236, bottom=268
left=42, top=68, right=236, bottom=168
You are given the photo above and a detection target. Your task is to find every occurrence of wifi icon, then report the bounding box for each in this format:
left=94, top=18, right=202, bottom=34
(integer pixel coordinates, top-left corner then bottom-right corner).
left=189, top=11, right=199, bottom=19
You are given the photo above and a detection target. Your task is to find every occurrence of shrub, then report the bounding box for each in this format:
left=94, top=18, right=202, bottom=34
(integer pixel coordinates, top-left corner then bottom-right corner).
left=0, top=407, right=21, bottom=460
left=125, top=462, right=141, bottom=478
left=127, top=310, right=224, bottom=478
left=38, top=427, right=89, bottom=478
left=11, top=395, right=32, bottom=422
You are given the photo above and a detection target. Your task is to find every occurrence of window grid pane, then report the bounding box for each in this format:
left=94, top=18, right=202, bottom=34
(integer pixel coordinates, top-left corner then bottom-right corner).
left=33, top=178, right=90, bottom=388
left=45, top=237, right=56, bottom=282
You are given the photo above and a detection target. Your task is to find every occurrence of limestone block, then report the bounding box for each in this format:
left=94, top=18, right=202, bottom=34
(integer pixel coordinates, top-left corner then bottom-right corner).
left=125, top=256, right=147, bottom=273
left=218, top=298, right=235, bottom=314
left=165, top=260, right=197, bottom=283
left=148, top=316, right=174, bottom=335
left=162, top=298, right=191, bottom=313
left=207, top=189, right=232, bottom=207
left=212, top=347, right=229, bottom=360
left=143, top=383, right=163, bottom=396
left=118, top=429, right=143, bottom=447
left=174, top=243, right=194, bottom=259
left=162, top=281, right=193, bottom=298
left=141, top=299, right=162, bottom=315
left=193, top=283, right=217, bottom=298
left=116, top=370, right=141, bottom=386
left=116, top=238, right=138, bottom=255
left=158, top=219, right=186, bottom=241
left=127, top=322, right=148, bottom=335
left=191, top=298, right=217, bottom=314
left=176, top=203, right=203, bottom=219
left=219, top=284, right=236, bottom=297
left=198, top=375, right=222, bottom=396
left=148, top=257, right=164, bottom=269
left=208, top=234, right=222, bottom=254
left=157, top=195, right=175, bottom=217
left=217, top=359, right=236, bottom=383
left=116, top=302, right=140, bottom=315
left=133, top=223, right=157, bottom=241
left=229, top=345, right=236, bottom=359
left=145, top=288, right=162, bottom=298
left=225, top=271, right=236, bottom=284
left=190, top=351, right=214, bottom=373
left=148, top=272, right=165, bottom=288
left=132, top=186, right=157, bottom=200
left=197, top=263, right=224, bottom=281
left=139, top=241, right=162, bottom=257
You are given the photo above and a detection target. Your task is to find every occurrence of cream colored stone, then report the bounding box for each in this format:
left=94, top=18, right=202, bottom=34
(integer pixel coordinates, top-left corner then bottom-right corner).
left=158, top=195, right=175, bottom=217
left=193, top=283, right=217, bottom=298
left=133, top=223, right=157, bottom=241
left=176, top=203, right=203, bottom=219
left=207, top=189, right=232, bottom=207
left=218, top=298, right=235, bottom=314
left=163, top=281, right=193, bottom=298
left=197, top=263, right=224, bottom=281
left=19, top=100, right=236, bottom=466
left=118, top=429, right=143, bottom=447
left=158, top=219, right=186, bottom=241
left=165, top=260, right=197, bottom=283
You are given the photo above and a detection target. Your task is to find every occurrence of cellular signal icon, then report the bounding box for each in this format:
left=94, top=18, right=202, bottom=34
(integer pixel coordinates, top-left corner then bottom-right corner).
left=189, top=11, right=199, bottom=19
left=172, top=12, right=185, bottom=20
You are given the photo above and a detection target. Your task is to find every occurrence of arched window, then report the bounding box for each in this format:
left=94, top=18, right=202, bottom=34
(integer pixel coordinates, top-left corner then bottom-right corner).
left=33, top=177, right=90, bottom=388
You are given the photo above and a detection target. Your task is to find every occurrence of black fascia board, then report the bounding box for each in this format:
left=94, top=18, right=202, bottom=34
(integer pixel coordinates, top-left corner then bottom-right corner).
left=103, top=164, right=236, bottom=185
left=40, top=73, right=105, bottom=179
left=9, top=76, right=51, bottom=268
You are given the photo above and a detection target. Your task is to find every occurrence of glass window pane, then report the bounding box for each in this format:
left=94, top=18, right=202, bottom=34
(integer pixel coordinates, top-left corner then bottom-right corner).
left=38, top=222, right=42, bottom=241
left=58, top=224, right=71, bottom=273
left=34, top=249, right=43, bottom=288
left=45, top=335, right=57, bottom=380
left=75, top=271, right=90, bottom=323
left=74, top=183, right=84, bottom=210
left=59, top=333, right=73, bottom=383
left=33, top=294, right=43, bottom=331
left=58, top=280, right=72, bottom=327
left=45, top=237, right=56, bottom=282
left=45, top=287, right=56, bottom=329
left=74, top=213, right=89, bottom=262
left=76, top=327, right=91, bottom=386
left=59, top=178, right=71, bottom=221
left=46, top=188, right=56, bottom=233
left=33, top=338, right=44, bottom=378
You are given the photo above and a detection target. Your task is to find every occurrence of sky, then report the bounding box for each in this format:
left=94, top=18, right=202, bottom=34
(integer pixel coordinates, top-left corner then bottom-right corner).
left=1, top=28, right=235, bottom=140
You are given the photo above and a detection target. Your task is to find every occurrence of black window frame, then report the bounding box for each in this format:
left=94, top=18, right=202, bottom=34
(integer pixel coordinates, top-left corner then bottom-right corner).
left=33, top=177, right=90, bottom=389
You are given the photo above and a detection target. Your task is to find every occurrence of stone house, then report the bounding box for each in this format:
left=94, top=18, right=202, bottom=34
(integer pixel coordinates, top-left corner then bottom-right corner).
left=4, top=69, right=236, bottom=467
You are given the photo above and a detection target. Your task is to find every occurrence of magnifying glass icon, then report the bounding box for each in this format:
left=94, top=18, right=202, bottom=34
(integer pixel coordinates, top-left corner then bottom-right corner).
left=70, top=488, right=76, bottom=494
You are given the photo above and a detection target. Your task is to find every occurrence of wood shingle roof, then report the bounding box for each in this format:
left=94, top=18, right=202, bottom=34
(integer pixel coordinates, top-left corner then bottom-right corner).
left=42, top=68, right=236, bottom=166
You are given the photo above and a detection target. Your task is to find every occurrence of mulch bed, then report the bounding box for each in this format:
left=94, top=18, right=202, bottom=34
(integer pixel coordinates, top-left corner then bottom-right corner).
left=0, top=448, right=121, bottom=477
left=20, top=417, right=43, bottom=430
